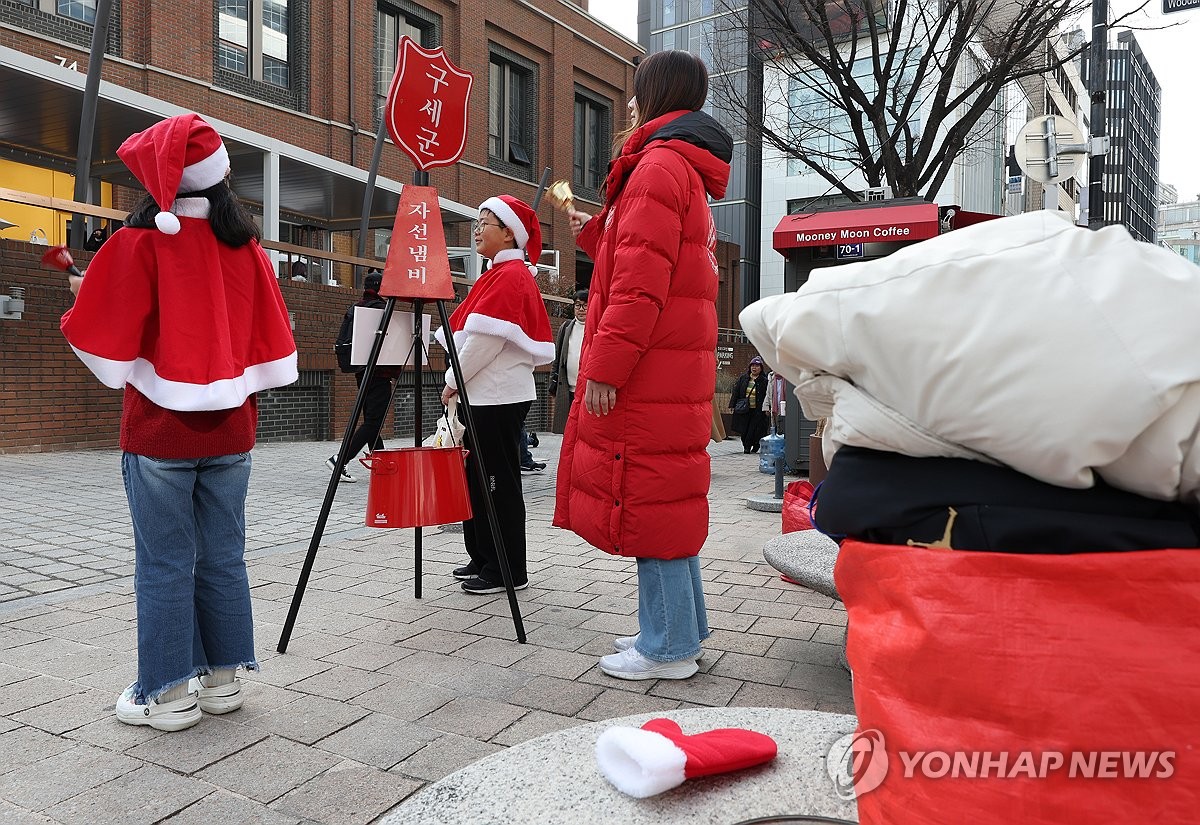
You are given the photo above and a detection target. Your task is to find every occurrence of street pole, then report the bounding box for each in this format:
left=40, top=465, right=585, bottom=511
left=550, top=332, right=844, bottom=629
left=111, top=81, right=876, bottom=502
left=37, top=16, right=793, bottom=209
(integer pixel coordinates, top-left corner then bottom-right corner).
left=1087, top=0, right=1108, bottom=230
left=70, top=0, right=114, bottom=249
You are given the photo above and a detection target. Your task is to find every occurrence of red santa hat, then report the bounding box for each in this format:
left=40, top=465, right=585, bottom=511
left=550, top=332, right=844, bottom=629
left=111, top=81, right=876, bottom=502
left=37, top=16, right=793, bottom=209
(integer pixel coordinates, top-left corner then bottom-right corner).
left=595, top=718, right=778, bottom=798
left=479, top=195, right=542, bottom=275
left=117, top=113, right=230, bottom=236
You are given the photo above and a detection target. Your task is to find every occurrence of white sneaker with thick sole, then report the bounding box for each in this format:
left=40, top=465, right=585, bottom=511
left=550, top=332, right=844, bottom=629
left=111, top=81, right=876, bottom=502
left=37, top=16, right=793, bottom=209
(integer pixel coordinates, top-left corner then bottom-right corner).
left=194, top=675, right=244, bottom=714
left=598, top=648, right=698, bottom=681
left=613, top=634, right=704, bottom=660
left=115, top=683, right=202, bottom=732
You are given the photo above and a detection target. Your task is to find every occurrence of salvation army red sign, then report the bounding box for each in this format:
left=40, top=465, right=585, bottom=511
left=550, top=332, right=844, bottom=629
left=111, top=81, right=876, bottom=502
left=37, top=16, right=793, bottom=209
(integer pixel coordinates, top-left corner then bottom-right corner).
left=385, top=38, right=473, bottom=171
left=379, top=185, right=456, bottom=300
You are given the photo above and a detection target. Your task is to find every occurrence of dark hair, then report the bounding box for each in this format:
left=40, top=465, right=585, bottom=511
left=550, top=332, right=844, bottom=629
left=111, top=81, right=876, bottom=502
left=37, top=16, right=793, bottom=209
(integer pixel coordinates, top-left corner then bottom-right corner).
left=633, top=51, right=709, bottom=124
left=364, top=270, right=383, bottom=292
left=574, top=289, right=589, bottom=303
left=125, top=179, right=261, bottom=247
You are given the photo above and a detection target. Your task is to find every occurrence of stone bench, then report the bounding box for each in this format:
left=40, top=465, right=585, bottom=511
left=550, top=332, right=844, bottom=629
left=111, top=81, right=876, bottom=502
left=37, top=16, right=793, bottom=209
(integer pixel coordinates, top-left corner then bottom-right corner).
left=381, top=707, right=858, bottom=825
left=764, top=529, right=841, bottom=602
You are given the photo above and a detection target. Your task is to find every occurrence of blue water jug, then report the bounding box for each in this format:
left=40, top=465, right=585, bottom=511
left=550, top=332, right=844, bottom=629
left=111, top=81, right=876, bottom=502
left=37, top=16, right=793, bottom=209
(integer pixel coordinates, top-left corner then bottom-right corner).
left=758, top=430, right=786, bottom=474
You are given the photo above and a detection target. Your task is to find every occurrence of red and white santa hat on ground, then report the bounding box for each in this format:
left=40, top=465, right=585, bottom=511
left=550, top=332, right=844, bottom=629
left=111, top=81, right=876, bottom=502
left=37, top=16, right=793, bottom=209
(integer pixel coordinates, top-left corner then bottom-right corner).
left=116, top=113, right=230, bottom=235
left=595, top=718, right=778, bottom=798
left=479, top=195, right=542, bottom=274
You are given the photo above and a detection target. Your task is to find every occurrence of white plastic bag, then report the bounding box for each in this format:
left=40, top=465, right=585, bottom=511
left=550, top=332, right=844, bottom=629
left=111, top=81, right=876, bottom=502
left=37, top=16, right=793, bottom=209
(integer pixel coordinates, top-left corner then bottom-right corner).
left=426, top=396, right=466, bottom=447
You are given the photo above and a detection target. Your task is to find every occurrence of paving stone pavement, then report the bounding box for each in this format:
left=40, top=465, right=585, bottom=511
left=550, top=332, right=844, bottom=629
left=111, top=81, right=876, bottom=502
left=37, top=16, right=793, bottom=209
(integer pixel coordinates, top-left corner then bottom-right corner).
left=0, top=434, right=853, bottom=824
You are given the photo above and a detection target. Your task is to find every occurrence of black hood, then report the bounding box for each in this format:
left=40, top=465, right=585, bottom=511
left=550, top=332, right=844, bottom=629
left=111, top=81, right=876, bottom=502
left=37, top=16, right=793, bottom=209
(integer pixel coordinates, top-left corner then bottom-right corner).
left=646, top=111, right=734, bottom=164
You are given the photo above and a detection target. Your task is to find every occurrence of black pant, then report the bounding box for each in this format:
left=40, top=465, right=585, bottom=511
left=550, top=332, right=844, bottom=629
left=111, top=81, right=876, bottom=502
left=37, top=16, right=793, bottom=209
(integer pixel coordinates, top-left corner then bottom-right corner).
left=462, top=401, right=531, bottom=584
left=344, top=372, right=393, bottom=463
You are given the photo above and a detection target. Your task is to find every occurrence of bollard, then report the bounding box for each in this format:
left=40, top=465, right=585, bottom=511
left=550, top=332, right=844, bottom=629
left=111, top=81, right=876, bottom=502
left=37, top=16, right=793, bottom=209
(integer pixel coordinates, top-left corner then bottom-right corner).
left=774, top=454, right=785, bottom=499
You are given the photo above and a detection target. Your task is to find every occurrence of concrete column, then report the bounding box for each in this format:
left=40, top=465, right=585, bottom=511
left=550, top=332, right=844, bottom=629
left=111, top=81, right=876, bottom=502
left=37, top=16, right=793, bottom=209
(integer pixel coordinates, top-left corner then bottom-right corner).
left=263, top=150, right=281, bottom=272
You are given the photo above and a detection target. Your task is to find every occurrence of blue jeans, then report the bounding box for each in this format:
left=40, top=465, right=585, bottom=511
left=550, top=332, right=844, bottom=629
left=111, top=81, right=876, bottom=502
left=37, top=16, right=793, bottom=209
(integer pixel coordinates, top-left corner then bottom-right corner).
left=122, top=452, right=258, bottom=702
left=634, top=556, right=710, bottom=662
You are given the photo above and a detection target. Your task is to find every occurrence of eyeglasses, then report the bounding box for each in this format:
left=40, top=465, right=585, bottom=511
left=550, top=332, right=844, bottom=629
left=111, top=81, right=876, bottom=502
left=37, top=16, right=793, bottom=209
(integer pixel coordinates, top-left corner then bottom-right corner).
left=472, top=219, right=503, bottom=233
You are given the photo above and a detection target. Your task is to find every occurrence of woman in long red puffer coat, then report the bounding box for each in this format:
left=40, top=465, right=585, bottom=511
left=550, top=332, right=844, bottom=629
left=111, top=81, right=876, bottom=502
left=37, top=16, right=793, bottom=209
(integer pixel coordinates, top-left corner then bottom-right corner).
left=553, top=50, right=732, bottom=680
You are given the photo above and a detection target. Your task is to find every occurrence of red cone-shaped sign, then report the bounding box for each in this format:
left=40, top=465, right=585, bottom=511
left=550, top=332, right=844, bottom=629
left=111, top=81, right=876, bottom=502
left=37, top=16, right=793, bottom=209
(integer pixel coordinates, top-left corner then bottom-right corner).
left=384, top=38, right=473, bottom=171
left=379, top=185, right=455, bottom=300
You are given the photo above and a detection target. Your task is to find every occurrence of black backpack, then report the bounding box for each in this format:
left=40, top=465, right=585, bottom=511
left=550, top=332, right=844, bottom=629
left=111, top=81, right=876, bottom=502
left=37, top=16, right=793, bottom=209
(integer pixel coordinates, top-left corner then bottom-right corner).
left=333, top=305, right=359, bottom=373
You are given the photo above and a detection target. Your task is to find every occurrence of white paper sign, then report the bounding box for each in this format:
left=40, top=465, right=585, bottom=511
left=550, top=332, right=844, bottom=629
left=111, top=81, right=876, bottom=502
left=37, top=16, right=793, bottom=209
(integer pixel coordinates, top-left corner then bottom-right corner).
left=351, top=306, right=431, bottom=367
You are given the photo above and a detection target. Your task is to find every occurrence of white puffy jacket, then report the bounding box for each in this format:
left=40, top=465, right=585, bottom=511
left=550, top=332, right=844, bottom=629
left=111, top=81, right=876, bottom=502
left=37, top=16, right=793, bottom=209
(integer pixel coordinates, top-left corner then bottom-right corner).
left=740, top=211, right=1200, bottom=509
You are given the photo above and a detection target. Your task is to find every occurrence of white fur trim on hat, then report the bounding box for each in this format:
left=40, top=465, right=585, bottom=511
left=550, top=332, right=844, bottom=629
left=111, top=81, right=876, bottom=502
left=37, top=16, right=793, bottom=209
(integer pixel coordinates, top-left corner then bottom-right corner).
left=595, top=726, right=688, bottom=798
left=479, top=196, right=528, bottom=250
left=179, top=141, right=230, bottom=193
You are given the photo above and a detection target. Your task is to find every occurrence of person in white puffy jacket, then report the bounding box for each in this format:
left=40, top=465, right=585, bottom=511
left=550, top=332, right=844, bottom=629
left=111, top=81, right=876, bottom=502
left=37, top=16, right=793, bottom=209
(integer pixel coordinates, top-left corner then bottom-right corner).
left=740, top=210, right=1200, bottom=512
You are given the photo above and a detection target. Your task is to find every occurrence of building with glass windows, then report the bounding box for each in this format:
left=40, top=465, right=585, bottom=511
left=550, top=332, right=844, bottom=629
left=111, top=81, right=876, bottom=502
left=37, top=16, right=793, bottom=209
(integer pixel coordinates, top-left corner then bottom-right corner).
left=637, top=0, right=762, bottom=309
left=1083, top=29, right=1161, bottom=243
left=0, top=0, right=639, bottom=288
left=1159, top=198, right=1200, bottom=267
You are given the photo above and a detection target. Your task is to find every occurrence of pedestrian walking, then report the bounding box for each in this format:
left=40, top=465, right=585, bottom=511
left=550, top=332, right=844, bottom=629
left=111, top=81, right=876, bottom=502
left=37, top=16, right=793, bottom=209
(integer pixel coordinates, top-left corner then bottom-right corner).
left=554, top=51, right=733, bottom=679
left=730, top=356, right=770, bottom=453
left=326, top=269, right=400, bottom=482
left=60, top=113, right=298, bottom=731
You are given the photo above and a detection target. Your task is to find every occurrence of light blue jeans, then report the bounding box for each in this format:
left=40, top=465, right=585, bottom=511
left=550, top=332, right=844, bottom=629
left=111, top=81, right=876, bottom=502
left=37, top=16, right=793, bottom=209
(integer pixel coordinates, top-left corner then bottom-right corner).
left=633, top=556, right=710, bottom=662
left=122, top=452, right=258, bottom=703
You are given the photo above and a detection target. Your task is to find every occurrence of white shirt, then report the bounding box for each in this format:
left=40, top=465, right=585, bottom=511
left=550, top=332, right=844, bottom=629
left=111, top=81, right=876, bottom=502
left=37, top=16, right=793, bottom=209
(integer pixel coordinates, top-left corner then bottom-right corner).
left=566, top=321, right=585, bottom=390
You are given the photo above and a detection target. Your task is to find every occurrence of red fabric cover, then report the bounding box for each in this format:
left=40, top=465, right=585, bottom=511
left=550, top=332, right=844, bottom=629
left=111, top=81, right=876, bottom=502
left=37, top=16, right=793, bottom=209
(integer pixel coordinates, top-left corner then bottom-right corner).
left=835, top=539, right=1200, bottom=824
left=440, top=257, right=553, bottom=359
left=782, top=480, right=816, bottom=533
left=553, top=111, right=730, bottom=558
left=61, top=221, right=297, bottom=411
left=641, top=718, right=777, bottom=779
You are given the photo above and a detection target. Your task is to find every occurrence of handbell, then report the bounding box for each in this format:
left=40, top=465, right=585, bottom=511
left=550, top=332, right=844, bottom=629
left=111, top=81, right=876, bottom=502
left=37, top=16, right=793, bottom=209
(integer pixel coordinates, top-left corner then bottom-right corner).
left=41, top=245, right=83, bottom=278
left=547, top=180, right=575, bottom=212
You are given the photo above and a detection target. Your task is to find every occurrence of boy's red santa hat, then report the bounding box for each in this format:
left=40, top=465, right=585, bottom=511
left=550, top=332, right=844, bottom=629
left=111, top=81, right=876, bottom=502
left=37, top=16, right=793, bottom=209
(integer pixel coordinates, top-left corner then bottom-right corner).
left=117, top=113, right=230, bottom=235
left=595, top=718, right=778, bottom=798
left=479, top=195, right=542, bottom=275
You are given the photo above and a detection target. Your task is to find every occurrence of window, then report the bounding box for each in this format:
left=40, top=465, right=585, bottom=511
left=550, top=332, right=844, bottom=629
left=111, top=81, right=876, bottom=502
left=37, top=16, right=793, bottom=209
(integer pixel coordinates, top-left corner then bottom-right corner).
left=218, top=0, right=290, bottom=88
left=21, top=0, right=96, bottom=23
left=376, top=3, right=437, bottom=117
left=488, top=49, right=536, bottom=173
left=573, top=92, right=610, bottom=195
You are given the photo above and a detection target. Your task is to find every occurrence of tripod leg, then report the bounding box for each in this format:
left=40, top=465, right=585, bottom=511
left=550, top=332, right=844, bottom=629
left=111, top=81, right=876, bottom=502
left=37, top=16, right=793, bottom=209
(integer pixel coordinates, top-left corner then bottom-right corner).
left=436, top=299, right=526, bottom=642
left=278, top=297, right=399, bottom=653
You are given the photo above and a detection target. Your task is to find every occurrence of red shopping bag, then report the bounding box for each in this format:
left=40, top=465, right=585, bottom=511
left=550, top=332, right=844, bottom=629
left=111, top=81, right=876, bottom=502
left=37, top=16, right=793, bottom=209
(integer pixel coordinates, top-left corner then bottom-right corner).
left=781, top=480, right=815, bottom=533
left=835, top=540, right=1200, bottom=824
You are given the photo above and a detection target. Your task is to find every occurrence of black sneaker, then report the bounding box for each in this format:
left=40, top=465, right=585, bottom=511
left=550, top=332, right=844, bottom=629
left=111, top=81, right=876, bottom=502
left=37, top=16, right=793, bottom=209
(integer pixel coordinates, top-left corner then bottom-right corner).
left=325, top=456, right=357, bottom=483
left=528, top=432, right=539, bottom=448
left=520, top=462, right=546, bottom=472
left=461, top=577, right=528, bottom=594
left=452, top=563, right=478, bottom=580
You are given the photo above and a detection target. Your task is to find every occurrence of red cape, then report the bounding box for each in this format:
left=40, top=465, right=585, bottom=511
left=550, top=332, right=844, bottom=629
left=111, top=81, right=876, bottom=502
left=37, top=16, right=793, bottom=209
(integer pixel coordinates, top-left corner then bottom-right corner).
left=61, top=219, right=297, bottom=411
left=836, top=540, right=1200, bottom=823
left=434, top=255, right=553, bottom=364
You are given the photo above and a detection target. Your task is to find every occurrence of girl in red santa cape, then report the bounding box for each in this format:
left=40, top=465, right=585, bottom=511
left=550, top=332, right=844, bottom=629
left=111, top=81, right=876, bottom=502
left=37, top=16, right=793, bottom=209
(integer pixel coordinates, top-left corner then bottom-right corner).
left=435, top=195, right=554, bottom=594
left=61, top=113, right=298, bottom=732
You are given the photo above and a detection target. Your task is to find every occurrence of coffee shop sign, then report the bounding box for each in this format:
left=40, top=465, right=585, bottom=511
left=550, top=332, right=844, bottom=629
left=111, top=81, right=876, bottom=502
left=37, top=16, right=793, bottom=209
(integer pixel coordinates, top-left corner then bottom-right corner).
left=795, top=225, right=913, bottom=244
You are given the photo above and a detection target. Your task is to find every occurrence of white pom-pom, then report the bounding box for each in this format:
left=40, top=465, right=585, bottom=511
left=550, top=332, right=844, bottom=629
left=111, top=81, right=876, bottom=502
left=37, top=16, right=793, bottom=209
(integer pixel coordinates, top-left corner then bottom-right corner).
left=528, top=264, right=538, bottom=277
left=155, top=211, right=181, bottom=235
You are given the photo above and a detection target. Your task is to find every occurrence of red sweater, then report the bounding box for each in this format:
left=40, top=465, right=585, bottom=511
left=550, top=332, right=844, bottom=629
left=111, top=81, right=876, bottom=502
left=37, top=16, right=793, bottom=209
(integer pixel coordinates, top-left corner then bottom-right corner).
left=120, top=385, right=257, bottom=458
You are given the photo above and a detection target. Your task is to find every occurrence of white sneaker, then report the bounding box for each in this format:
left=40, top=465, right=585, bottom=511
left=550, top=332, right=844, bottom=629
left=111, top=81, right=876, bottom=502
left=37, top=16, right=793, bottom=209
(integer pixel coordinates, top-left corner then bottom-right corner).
left=614, top=634, right=704, bottom=660
left=325, top=456, right=357, bottom=483
left=115, top=683, right=202, bottom=732
left=192, top=675, right=244, bottom=714
left=598, top=648, right=698, bottom=681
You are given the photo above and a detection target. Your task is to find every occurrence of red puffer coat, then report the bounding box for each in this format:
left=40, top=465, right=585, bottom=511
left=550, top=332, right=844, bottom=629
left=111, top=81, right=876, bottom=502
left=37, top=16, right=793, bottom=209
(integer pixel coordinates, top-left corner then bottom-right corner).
left=553, top=110, right=732, bottom=558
